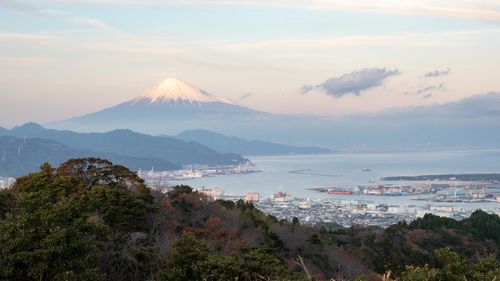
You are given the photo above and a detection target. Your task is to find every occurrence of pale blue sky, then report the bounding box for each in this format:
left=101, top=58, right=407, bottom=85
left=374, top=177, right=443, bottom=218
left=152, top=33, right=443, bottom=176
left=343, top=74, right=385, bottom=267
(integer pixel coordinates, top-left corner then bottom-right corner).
left=1, top=0, right=500, bottom=126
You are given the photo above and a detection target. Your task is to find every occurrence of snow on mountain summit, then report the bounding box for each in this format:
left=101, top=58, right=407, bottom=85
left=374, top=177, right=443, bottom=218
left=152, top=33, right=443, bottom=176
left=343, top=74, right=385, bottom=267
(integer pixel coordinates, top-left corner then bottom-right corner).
left=56, top=77, right=263, bottom=131
left=135, top=78, right=234, bottom=104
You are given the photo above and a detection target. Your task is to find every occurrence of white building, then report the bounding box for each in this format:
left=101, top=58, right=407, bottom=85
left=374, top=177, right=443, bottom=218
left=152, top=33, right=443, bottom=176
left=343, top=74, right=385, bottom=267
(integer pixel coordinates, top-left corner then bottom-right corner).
left=196, top=187, right=224, bottom=201
left=244, top=192, right=260, bottom=202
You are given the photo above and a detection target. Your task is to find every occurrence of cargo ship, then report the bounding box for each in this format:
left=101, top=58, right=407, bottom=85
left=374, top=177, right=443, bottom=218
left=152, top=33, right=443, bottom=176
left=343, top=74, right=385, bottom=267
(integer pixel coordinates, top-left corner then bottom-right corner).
left=327, top=188, right=353, bottom=195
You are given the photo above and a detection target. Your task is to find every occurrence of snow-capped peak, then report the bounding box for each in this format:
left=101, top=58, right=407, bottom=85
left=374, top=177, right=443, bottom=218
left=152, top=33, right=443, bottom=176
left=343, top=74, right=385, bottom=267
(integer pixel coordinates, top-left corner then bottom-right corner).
left=136, top=78, right=234, bottom=104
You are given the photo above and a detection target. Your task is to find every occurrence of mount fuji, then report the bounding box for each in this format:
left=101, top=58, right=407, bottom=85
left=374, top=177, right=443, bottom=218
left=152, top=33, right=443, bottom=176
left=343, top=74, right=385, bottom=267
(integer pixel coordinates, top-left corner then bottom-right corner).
left=55, top=78, right=265, bottom=133
left=51, top=78, right=500, bottom=150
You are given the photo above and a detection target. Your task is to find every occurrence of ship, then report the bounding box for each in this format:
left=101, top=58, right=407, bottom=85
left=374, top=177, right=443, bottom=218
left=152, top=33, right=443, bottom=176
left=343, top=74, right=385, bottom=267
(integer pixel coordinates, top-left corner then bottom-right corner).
left=327, top=188, right=353, bottom=195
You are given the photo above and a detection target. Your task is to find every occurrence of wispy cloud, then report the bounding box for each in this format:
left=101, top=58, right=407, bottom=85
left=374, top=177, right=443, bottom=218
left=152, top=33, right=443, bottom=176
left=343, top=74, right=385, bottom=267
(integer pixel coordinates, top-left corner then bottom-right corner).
left=404, top=83, right=446, bottom=96
left=46, top=0, right=500, bottom=22
left=302, top=68, right=400, bottom=98
left=0, top=33, right=59, bottom=41
left=0, top=2, right=115, bottom=31
left=0, top=57, right=54, bottom=65
left=424, top=68, right=451, bottom=77
left=210, top=29, right=500, bottom=53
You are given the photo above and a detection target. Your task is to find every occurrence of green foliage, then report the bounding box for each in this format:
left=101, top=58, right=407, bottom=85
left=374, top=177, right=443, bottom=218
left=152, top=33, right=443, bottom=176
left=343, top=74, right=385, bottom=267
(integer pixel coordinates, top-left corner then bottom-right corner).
left=433, top=247, right=468, bottom=281
left=167, top=184, right=193, bottom=198
left=0, top=166, right=105, bottom=280
left=400, top=265, right=439, bottom=281
left=194, top=254, right=242, bottom=281
left=1, top=160, right=499, bottom=281
left=239, top=246, right=289, bottom=280
left=398, top=248, right=500, bottom=281
left=469, top=254, right=500, bottom=281
left=465, top=209, right=500, bottom=244
left=160, top=233, right=208, bottom=281
left=309, top=234, right=322, bottom=245
left=160, top=234, right=290, bottom=281
left=409, top=213, right=462, bottom=230
left=348, top=209, right=500, bottom=276
left=216, top=199, right=235, bottom=209
left=0, top=188, right=15, bottom=220
left=0, top=158, right=157, bottom=281
left=88, top=185, right=154, bottom=232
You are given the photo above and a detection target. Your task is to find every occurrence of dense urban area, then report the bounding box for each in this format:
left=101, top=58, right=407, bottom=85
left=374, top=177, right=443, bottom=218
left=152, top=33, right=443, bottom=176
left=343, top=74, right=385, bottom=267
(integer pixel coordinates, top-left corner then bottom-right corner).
left=3, top=164, right=500, bottom=229
left=136, top=166, right=500, bottom=227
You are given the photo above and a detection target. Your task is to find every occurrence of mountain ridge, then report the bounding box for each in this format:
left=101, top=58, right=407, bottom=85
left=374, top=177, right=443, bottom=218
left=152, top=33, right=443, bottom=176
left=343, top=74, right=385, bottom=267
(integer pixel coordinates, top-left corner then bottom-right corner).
left=176, top=129, right=333, bottom=155
left=0, top=136, right=180, bottom=177
left=0, top=123, right=248, bottom=166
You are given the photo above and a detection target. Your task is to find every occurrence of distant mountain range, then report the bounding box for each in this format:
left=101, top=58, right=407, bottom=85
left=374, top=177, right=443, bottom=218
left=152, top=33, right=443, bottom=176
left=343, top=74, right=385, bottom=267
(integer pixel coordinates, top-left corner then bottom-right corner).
left=0, top=122, right=335, bottom=177
left=176, top=129, right=332, bottom=155
left=0, top=123, right=249, bottom=177
left=0, top=136, right=180, bottom=177
left=48, top=78, right=500, bottom=150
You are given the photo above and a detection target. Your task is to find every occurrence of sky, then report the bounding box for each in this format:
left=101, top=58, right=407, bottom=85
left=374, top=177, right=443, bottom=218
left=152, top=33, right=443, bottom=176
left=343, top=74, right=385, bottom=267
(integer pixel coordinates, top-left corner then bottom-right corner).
left=1, top=0, right=500, bottom=127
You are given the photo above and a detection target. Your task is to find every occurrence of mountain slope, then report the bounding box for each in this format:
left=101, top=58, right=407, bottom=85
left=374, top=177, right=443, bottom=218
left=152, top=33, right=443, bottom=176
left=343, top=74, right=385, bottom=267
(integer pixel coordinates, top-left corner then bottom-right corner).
left=58, top=78, right=263, bottom=130
left=0, top=136, right=180, bottom=177
left=0, top=127, right=8, bottom=135
left=176, top=129, right=332, bottom=155
left=1, top=123, right=247, bottom=166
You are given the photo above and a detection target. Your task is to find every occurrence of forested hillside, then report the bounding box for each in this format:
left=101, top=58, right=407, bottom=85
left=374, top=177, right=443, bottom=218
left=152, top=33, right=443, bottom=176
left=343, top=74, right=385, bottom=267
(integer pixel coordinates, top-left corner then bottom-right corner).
left=0, top=158, right=499, bottom=281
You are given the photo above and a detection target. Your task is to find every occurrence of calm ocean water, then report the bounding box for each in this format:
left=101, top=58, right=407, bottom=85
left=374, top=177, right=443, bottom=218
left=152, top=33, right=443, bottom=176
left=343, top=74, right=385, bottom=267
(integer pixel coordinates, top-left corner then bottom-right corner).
left=171, top=149, right=500, bottom=211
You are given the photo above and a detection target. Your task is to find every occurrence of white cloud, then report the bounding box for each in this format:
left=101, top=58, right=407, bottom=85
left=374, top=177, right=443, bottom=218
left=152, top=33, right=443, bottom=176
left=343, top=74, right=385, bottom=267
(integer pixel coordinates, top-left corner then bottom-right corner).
left=302, top=68, right=400, bottom=98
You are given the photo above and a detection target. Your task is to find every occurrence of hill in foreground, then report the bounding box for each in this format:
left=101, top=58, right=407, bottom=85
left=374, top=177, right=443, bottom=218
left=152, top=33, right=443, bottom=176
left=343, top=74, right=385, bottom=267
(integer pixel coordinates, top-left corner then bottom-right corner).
left=0, top=158, right=499, bottom=281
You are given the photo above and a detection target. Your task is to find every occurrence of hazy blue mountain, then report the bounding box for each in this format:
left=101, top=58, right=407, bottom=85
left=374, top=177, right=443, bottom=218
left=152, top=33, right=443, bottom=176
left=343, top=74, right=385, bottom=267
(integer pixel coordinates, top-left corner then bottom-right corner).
left=176, top=129, right=332, bottom=155
left=48, top=77, right=500, bottom=151
left=1, top=123, right=247, bottom=166
left=0, top=136, right=180, bottom=177
left=0, top=127, right=8, bottom=135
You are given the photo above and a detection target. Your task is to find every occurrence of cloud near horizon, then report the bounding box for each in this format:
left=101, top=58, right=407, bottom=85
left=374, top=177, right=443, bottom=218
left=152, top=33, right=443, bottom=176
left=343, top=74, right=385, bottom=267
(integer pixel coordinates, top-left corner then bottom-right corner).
left=302, top=68, right=400, bottom=98
left=380, top=91, right=500, bottom=120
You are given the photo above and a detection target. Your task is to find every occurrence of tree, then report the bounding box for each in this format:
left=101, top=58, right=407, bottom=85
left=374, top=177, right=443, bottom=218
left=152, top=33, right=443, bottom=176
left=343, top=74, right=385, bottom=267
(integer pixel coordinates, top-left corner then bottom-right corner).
left=400, top=265, right=438, bottom=281
left=160, top=233, right=208, bottom=281
left=0, top=158, right=158, bottom=281
left=239, top=246, right=288, bottom=280
left=0, top=179, right=104, bottom=280
left=194, top=254, right=242, bottom=281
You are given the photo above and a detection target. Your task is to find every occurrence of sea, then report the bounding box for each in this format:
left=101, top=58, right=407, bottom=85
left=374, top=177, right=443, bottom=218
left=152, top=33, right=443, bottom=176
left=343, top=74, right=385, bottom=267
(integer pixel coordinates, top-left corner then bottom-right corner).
left=170, top=149, right=500, bottom=212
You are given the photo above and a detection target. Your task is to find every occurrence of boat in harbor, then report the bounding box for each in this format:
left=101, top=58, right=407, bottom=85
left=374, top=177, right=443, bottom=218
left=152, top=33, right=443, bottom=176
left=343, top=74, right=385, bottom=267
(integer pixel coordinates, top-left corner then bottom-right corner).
left=327, top=188, right=353, bottom=195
